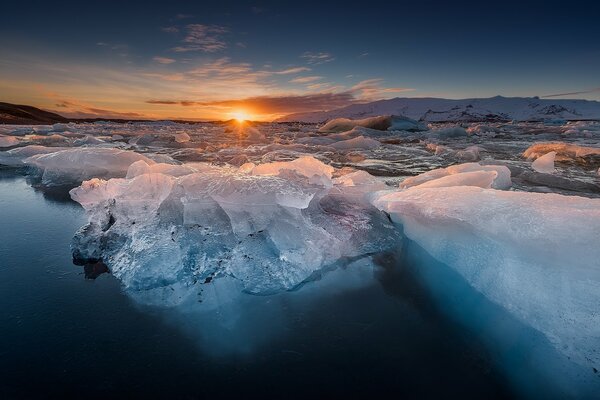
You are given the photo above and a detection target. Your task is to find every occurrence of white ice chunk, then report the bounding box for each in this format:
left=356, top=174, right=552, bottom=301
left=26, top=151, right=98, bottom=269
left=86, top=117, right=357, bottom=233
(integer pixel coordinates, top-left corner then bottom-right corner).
left=524, top=142, right=600, bottom=161
left=328, top=136, right=380, bottom=150
left=400, top=162, right=512, bottom=190
left=250, top=156, right=335, bottom=186
left=0, top=135, right=20, bottom=147
left=372, top=186, right=600, bottom=375
left=531, top=151, right=556, bottom=174
left=410, top=170, right=498, bottom=189
left=24, top=148, right=155, bottom=185
left=0, top=145, right=69, bottom=166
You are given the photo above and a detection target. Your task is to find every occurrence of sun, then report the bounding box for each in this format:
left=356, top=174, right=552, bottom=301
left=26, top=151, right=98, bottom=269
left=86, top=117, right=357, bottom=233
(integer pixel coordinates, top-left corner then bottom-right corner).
left=230, top=110, right=251, bottom=122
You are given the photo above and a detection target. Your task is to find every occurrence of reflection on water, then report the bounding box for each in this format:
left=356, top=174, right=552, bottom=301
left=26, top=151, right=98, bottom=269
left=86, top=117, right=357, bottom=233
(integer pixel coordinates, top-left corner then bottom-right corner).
left=0, top=173, right=519, bottom=398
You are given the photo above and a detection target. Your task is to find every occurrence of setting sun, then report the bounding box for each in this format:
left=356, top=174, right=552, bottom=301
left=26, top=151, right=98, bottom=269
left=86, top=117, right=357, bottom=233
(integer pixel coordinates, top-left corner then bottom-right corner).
left=230, top=111, right=251, bottom=122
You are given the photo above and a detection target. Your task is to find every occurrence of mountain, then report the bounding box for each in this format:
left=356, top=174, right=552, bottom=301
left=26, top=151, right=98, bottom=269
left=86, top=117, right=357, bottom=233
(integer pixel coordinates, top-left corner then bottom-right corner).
left=0, top=102, right=69, bottom=125
left=277, top=96, right=600, bottom=123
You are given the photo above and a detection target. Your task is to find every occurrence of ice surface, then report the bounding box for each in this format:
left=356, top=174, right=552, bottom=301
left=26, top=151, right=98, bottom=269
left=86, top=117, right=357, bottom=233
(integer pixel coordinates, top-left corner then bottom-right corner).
left=400, top=163, right=512, bottom=190
left=372, top=186, right=600, bottom=375
left=428, top=126, right=468, bottom=138
left=0, top=135, right=20, bottom=147
left=318, top=115, right=426, bottom=133
left=531, top=151, right=556, bottom=174
left=328, top=136, right=380, bottom=150
left=24, top=148, right=155, bottom=185
left=524, top=142, right=600, bottom=161
left=0, top=145, right=69, bottom=167
left=70, top=156, right=400, bottom=295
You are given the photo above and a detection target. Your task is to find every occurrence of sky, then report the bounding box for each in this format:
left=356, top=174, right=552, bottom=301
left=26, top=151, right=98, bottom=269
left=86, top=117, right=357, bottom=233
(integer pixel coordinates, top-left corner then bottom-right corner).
left=1, top=0, right=599, bottom=121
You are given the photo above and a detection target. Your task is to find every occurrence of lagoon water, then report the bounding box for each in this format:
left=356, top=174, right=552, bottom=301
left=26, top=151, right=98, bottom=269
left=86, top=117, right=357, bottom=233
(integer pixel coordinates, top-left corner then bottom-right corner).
left=0, top=171, right=517, bottom=398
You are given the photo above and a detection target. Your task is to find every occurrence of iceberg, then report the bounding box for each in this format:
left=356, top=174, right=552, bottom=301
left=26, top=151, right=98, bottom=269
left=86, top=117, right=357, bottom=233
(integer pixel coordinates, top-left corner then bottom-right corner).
left=531, top=151, right=556, bottom=174
left=524, top=142, right=600, bottom=161
left=318, top=115, right=427, bottom=133
left=24, top=148, right=156, bottom=185
left=328, top=136, right=380, bottom=150
left=69, top=156, right=400, bottom=295
left=372, top=186, right=600, bottom=379
left=400, top=162, right=512, bottom=190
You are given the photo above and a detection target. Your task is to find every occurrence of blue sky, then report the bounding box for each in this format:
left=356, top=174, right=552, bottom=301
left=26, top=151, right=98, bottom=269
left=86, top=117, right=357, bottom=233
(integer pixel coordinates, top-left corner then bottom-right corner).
left=1, top=0, right=598, bottom=120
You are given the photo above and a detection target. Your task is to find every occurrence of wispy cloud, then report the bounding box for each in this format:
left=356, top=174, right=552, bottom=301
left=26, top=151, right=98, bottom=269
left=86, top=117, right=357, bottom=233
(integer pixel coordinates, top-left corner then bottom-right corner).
left=161, top=26, right=179, bottom=33
left=146, top=92, right=356, bottom=114
left=350, top=79, right=415, bottom=99
left=541, top=88, right=600, bottom=98
left=301, top=52, right=335, bottom=65
left=153, top=56, right=176, bottom=64
left=271, top=67, right=311, bottom=75
left=290, top=76, right=323, bottom=84
left=172, top=24, right=228, bottom=52
left=175, top=13, right=194, bottom=20
left=50, top=97, right=144, bottom=119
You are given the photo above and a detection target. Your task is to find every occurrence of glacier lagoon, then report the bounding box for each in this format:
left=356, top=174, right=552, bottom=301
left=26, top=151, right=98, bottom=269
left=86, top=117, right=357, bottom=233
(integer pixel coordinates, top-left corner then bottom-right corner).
left=1, top=117, right=600, bottom=397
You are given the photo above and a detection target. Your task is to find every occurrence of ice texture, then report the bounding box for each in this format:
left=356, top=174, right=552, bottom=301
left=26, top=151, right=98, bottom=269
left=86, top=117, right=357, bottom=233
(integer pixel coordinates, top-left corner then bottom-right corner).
left=318, top=115, right=427, bottom=133
left=400, top=162, right=512, bottom=190
left=372, top=186, right=600, bottom=374
left=24, top=148, right=156, bottom=185
left=524, top=142, right=600, bottom=161
left=70, top=156, right=399, bottom=295
left=0, top=135, right=20, bottom=147
left=531, top=151, right=556, bottom=174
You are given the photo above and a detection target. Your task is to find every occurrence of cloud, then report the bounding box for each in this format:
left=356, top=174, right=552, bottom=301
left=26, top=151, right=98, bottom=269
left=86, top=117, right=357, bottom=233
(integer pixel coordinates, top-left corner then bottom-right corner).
left=541, top=88, right=600, bottom=98
left=350, top=79, right=415, bottom=99
left=301, top=52, right=335, bottom=65
left=146, top=92, right=357, bottom=115
left=175, top=14, right=194, bottom=19
left=50, top=97, right=144, bottom=119
left=161, top=26, right=179, bottom=33
left=290, top=76, right=323, bottom=84
left=153, top=56, right=176, bottom=64
left=172, top=24, right=228, bottom=52
left=271, top=67, right=311, bottom=75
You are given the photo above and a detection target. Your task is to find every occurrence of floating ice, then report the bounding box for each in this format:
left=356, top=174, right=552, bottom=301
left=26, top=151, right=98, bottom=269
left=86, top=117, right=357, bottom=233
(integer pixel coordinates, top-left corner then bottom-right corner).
left=0, top=145, right=69, bottom=167
left=524, top=142, right=600, bottom=160
left=428, top=126, right=468, bottom=138
left=400, top=162, right=512, bottom=190
left=318, top=115, right=427, bottom=133
left=328, top=135, right=380, bottom=150
left=531, top=151, right=556, bottom=174
left=70, top=156, right=400, bottom=295
left=24, top=148, right=155, bottom=185
left=372, top=186, right=600, bottom=376
left=0, top=135, right=20, bottom=147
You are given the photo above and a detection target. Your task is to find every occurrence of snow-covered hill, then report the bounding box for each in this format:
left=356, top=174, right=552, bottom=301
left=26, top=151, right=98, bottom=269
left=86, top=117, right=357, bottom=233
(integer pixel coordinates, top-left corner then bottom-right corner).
left=277, top=96, right=600, bottom=123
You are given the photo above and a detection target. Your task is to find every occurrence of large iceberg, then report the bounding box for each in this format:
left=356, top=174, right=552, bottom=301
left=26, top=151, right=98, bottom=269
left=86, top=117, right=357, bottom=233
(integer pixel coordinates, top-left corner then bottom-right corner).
left=373, top=186, right=600, bottom=378
left=70, top=156, right=399, bottom=295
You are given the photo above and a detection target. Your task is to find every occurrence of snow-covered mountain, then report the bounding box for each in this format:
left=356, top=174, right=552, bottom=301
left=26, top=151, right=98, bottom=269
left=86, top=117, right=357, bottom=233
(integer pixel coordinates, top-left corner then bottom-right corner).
left=277, top=96, right=600, bottom=123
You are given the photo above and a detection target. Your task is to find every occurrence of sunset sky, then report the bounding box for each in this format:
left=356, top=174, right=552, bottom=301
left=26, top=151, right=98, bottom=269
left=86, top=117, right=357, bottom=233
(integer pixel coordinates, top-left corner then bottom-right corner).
left=1, top=0, right=599, bottom=121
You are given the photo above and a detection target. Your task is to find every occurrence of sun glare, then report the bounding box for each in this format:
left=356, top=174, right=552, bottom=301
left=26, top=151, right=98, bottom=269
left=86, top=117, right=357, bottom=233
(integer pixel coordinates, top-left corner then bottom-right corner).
left=231, top=111, right=250, bottom=122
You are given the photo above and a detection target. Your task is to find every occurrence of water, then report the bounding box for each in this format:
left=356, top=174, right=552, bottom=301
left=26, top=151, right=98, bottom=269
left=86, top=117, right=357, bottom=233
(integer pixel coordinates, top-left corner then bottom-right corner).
left=0, top=172, right=513, bottom=398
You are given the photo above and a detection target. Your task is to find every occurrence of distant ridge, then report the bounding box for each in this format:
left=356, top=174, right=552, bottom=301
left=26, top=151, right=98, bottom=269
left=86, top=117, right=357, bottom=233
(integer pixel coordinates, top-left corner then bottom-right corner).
left=277, top=96, right=600, bottom=123
left=0, top=102, right=68, bottom=125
